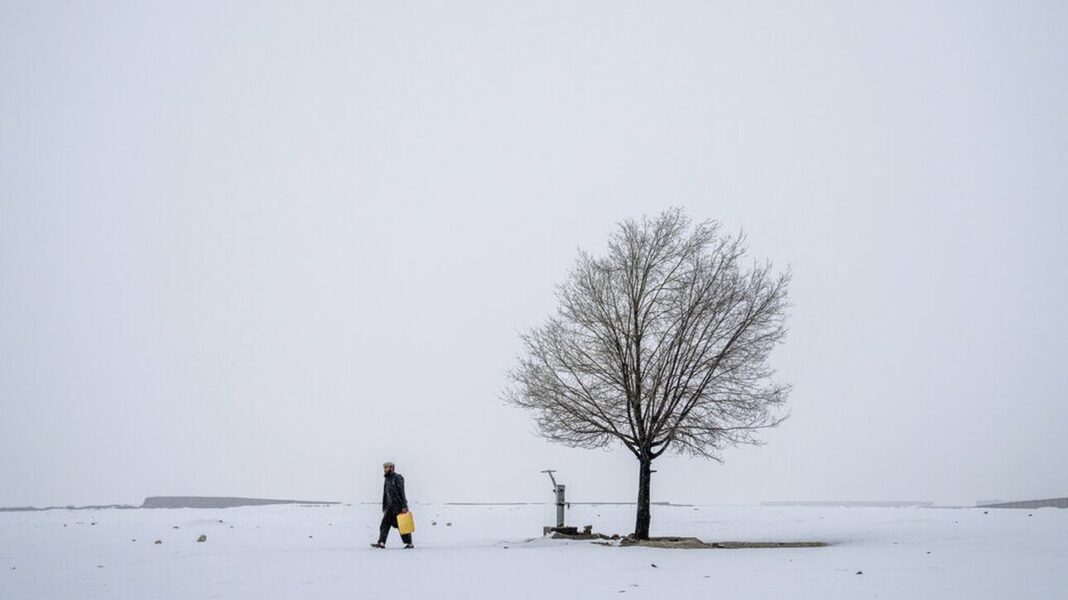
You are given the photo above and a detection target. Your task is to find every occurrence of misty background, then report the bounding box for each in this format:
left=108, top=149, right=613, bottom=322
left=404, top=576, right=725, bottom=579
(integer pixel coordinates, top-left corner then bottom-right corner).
left=2, top=1, right=1066, bottom=509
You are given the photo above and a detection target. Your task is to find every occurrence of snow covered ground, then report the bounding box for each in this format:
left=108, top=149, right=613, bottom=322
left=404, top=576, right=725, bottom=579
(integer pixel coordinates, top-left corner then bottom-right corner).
left=2, top=502, right=1065, bottom=599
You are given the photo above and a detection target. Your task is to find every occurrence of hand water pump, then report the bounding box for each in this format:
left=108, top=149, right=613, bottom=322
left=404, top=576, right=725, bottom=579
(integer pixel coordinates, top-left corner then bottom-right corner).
left=541, top=469, right=566, bottom=528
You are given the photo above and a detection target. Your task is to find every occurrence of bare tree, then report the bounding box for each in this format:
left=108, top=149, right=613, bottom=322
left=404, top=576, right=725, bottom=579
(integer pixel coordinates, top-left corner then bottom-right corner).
left=505, top=208, right=790, bottom=539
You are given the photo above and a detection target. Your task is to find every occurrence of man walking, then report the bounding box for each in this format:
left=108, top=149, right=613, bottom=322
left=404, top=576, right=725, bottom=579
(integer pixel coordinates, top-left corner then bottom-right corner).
left=371, top=461, right=413, bottom=549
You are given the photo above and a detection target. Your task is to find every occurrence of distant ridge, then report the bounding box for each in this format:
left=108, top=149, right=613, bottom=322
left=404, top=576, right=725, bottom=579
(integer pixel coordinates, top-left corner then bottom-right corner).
left=0, top=504, right=137, bottom=512
left=763, top=501, right=934, bottom=508
left=976, top=497, right=1067, bottom=509
left=441, top=501, right=688, bottom=506
left=141, top=496, right=339, bottom=508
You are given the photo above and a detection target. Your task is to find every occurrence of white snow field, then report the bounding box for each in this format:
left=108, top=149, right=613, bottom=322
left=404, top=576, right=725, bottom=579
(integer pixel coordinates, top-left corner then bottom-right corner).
left=2, top=502, right=1065, bottom=599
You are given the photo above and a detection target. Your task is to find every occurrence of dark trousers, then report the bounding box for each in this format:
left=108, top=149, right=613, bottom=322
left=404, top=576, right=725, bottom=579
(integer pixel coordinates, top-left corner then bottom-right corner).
left=378, top=510, right=412, bottom=545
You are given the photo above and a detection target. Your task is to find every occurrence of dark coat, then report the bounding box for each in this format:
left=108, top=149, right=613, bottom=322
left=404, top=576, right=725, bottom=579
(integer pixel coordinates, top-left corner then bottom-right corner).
left=382, top=473, right=408, bottom=513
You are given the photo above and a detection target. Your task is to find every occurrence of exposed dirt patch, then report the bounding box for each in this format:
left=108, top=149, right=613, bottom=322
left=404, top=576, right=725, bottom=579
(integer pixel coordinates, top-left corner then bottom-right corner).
left=619, top=537, right=828, bottom=549
left=551, top=532, right=609, bottom=541
left=547, top=532, right=828, bottom=549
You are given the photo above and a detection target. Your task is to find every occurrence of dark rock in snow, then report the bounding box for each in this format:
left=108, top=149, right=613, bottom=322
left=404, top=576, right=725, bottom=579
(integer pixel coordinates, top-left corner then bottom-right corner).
left=856, top=571, right=863, bottom=575
left=154, top=540, right=162, bottom=544
left=197, top=535, right=207, bottom=542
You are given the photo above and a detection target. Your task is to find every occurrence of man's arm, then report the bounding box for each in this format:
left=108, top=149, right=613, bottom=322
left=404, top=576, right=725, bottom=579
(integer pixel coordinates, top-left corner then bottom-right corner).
left=382, top=483, right=386, bottom=513
left=397, top=474, right=408, bottom=511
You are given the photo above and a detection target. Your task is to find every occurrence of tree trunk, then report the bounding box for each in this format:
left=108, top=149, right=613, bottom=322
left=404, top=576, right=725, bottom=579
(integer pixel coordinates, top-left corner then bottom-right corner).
left=633, top=457, right=653, bottom=539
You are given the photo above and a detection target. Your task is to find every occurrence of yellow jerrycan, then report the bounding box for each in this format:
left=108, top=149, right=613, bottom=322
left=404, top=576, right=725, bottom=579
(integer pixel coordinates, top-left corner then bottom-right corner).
left=397, top=511, right=416, bottom=535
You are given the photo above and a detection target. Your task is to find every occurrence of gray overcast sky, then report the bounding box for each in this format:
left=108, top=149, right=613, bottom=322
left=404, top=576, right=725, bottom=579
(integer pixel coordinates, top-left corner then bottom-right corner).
left=2, top=1, right=1066, bottom=508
